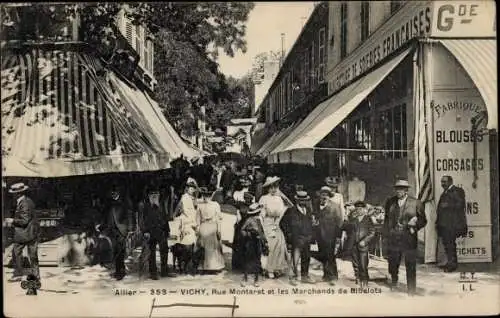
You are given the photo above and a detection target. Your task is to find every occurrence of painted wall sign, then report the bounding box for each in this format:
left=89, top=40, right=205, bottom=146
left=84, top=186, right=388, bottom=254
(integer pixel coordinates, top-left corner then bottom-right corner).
left=431, top=1, right=496, bottom=37
left=432, top=94, right=492, bottom=263
left=329, top=1, right=433, bottom=94
left=456, top=225, right=492, bottom=262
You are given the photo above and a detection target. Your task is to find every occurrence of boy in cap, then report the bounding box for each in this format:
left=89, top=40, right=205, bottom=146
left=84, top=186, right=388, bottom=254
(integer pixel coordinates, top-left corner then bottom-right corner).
left=240, top=203, right=269, bottom=287
left=343, top=201, right=376, bottom=287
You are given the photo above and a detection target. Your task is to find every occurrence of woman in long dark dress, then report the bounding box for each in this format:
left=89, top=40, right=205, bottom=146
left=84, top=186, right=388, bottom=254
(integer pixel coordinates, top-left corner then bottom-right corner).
left=231, top=191, right=255, bottom=271
left=240, top=203, right=269, bottom=287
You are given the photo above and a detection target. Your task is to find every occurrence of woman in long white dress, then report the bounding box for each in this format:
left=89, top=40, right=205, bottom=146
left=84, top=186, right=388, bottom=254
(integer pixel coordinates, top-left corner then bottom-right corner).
left=258, top=176, right=291, bottom=278
left=196, top=187, right=225, bottom=273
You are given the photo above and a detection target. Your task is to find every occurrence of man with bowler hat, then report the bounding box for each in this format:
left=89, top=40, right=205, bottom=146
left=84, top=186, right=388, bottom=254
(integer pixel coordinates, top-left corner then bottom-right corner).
left=383, top=180, right=427, bottom=295
left=4, top=183, right=40, bottom=282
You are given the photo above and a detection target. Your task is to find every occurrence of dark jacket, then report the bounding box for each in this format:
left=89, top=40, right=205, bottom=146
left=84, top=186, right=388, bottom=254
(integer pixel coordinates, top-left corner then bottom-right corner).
left=138, top=201, right=170, bottom=239
left=12, top=196, right=39, bottom=244
left=343, top=214, right=376, bottom=253
left=383, top=196, right=427, bottom=250
left=221, top=169, right=235, bottom=191
left=436, top=185, right=467, bottom=237
left=280, top=204, right=314, bottom=247
left=315, top=200, right=343, bottom=242
left=102, top=201, right=134, bottom=238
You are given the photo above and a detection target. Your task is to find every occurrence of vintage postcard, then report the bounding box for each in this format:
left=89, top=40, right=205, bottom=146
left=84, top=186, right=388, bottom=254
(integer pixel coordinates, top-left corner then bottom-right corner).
left=2, top=1, right=499, bottom=317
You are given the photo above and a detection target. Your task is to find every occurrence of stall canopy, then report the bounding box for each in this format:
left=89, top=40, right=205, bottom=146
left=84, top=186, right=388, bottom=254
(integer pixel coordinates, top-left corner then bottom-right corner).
left=440, top=39, right=497, bottom=130
left=1, top=47, right=183, bottom=177
left=108, top=73, right=199, bottom=160
left=271, top=46, right=413, bottom=157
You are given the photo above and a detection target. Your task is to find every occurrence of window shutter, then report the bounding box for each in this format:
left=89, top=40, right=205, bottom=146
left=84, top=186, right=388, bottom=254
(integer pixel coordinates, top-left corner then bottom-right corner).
left=125, top=20, right=134, bottom=45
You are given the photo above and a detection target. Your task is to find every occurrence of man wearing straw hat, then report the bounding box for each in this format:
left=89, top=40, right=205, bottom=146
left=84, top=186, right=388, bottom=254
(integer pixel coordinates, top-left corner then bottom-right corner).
left=383, top=179, right=427, bottom=295
left=4, top=182, right=40, bottom=282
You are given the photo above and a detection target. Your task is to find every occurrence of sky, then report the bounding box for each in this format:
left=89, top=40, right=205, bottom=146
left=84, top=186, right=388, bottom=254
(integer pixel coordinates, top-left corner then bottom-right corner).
left=217, top=2, right=315, bottom=79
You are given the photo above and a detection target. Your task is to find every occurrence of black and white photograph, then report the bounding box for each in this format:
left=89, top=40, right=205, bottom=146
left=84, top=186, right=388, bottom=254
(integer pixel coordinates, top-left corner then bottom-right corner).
left=1, top=1, right=498, bottom=317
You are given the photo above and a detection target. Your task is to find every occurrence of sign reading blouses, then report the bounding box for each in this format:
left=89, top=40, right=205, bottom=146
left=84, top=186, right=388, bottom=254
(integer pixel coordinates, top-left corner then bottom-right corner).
left=432, top=94, right=492, bottom=263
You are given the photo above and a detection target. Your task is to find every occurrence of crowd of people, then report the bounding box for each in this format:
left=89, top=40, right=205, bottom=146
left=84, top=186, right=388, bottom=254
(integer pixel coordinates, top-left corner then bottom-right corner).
left=4, top=153, right=467, bottom=296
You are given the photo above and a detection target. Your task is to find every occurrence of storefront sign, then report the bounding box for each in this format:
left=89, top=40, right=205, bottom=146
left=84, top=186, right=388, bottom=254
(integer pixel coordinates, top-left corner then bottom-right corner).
left=330, top=2, right=433, bottom=94
left=431, top=1, right=496, bottom=38
left=456, top=225, right=492, bottom=263
left=432, top=93, right=492, bottom=263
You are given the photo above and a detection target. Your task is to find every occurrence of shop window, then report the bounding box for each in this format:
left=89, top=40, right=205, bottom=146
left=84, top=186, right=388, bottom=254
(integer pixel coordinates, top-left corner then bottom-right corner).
left=340, top=2, right=348, bottom=59
left=351, top=116, right=372, bottom=162
left=360, top=2, right=370, bottom=42
left=310, top=41, right=315, bottom=87
left=378, top=104, right=407, bottom=159
left=318, top=28, right=326, bottom=83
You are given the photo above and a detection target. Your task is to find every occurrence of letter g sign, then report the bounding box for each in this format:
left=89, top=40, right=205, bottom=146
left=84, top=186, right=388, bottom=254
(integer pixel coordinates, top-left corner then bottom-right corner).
left=437, top=5, right=454, bottom=31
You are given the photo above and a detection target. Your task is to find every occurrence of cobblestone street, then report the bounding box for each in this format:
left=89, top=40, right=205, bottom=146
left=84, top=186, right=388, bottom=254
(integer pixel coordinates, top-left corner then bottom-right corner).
left=4, top=210, right=499, bottom=317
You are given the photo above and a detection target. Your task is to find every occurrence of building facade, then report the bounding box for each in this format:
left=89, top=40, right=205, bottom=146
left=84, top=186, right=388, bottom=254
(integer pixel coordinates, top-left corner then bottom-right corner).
left=254, top=1, right=497, bottom=264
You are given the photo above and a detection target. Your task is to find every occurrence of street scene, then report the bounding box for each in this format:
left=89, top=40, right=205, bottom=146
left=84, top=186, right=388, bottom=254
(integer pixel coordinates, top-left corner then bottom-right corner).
left=2, top=1, right=499, bottom=317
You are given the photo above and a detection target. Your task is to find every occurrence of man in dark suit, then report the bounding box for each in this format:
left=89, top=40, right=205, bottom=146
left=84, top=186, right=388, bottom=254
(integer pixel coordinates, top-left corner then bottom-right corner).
left=4, top=183, right=40, bottom=282
left=316, top=186, right=344, bottom=286
left=436, top=175, right=467, bottom=273
left=220, top=162, right=235, bottom=201
left=383, top=180, right=427, bottom=295
left=138, top=183, right=173, bottom=280
left=98, top=187, right=134, bottom=281
left=280, top=191, right=315, bottom=286
left=343, top=201, right=376, bottom=287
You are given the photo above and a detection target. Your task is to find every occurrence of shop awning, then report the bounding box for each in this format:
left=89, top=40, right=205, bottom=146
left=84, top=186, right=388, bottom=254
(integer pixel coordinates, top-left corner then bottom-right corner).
left=255, top=130, right=280, bottom=156
left=265, top=122, right=300, bottom=157
left=107, top=73, right=199, bottom=160
left=1, top=47, right=171, bottom=177
left=272, top=47, right=413, bottom=155
left=440, top=39, right=497, bottom=130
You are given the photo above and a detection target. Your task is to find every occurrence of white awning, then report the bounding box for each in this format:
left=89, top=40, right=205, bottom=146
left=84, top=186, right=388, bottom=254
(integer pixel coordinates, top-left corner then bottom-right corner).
left=273, top=47, right=413, bottom=154
left=440, top=39, right=497, bottom=130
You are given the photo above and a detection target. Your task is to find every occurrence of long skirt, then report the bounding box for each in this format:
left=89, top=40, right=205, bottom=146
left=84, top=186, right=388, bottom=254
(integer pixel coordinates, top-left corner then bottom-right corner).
left=198, top=221, right=225, bottom=271
left=262, top=225, right=289, bottom=273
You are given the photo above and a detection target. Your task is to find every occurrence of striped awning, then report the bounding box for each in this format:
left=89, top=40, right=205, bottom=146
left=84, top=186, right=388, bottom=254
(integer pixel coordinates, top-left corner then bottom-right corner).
left=440, top=39, right=497, bottom=130
left=1, top=47, right=171, bottom=177
left=107, top=73, right=199, bottom=160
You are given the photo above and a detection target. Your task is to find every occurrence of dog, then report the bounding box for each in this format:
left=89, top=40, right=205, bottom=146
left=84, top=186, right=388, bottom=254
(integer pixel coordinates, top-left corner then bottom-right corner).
left=171, top=243, right=204, bottom=274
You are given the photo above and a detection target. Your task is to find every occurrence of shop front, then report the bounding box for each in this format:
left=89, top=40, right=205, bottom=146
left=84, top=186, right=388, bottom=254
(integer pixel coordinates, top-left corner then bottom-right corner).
left=269, top=1, right=497, bottom=263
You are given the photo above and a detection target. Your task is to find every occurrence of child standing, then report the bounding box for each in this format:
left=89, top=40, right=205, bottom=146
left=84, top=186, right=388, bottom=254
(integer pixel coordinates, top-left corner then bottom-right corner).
left=240, top=203, right=269, bottom=287
left=343, top=201, right=376, bottom=287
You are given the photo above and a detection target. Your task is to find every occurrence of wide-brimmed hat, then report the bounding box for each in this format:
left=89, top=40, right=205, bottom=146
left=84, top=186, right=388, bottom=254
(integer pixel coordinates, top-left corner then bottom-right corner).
left=325, top=176, right=339, bottom=187
left=319, top=186, right=333, bottom=195
left=295, top=191, right=310, bottom=201
left=394, top=179, right=410, bottom=188
left=8, top=182, right=29, bottom=194
left=263, top=176, right=280, bottom=188
left=186, top=177, right=198, bottom=188
left=247, top=203, right=262, bottom=215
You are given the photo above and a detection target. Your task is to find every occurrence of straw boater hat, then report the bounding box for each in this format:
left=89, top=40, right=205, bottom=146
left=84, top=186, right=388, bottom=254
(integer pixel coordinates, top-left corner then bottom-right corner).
left=319, top=186, right=333, bottom=195
left=8, top=182, right=29, bottom=194
left=263, top=176, right=280, bottom=188
left=394, top=179, right=410, bottom=188
left=246, top=203, right=263, bottom=215
left=325, top=176, right=339, bottom=187
left=353, top=200, right=367, bottom=208
left=294, top=191, right=311, bottom=201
